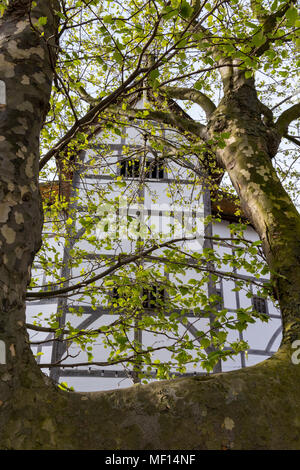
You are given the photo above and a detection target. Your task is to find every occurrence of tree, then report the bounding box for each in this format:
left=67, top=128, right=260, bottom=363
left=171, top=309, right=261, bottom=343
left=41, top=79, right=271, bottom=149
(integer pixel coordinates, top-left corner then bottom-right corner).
left=0, top=0, right=299, bottom=449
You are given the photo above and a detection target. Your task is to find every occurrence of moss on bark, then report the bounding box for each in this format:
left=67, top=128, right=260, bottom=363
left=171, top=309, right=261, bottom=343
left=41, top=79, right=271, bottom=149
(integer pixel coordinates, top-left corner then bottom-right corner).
left=0, top=345, right=299, bottom=449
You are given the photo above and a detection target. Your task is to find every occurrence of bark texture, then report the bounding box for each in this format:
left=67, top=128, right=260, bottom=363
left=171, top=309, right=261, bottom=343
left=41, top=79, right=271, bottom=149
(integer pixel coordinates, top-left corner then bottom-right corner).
left=0, top=0, right=60, bottom=400
left=207, top=73, right=300, bottom=347
left=0, top=346, right=300, bottom=449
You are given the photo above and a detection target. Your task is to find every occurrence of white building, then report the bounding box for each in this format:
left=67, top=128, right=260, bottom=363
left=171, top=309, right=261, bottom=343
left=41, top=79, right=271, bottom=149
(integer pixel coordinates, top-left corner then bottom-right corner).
left=26, top=94, right=282, bottom=391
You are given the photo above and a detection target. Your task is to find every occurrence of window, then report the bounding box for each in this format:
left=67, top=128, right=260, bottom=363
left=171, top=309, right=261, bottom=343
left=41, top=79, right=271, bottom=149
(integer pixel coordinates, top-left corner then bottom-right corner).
left=145, top=159, right=164, bottom=179
left=119, top=158, right=164, bottom=180
left=120, top=159, right=140, bottom=178
left=252, top=295, right=268, bottom=314
left=142, top=286, right=165, bottom=308
left=110, top=286, right=165, bottom=309
left=111, top=287, right=120, bottom=299
left=215, top=289, right=223, bottom=311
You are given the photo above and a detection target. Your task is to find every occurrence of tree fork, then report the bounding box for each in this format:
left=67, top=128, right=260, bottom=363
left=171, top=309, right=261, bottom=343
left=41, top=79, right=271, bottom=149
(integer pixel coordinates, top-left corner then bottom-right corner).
left=0, top=345, right=299, bottom=449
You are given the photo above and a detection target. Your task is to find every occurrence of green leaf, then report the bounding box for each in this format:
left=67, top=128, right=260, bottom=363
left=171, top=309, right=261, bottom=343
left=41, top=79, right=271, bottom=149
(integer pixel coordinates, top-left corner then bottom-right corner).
left=201, top=338, right=211, bottom=348
left=179, top=286, right=189, bottom=296
left=55, top=10, right=66, bottom=20
left=194, top=81, right=203, bottom=90
left=38, top=16, right=48, bottom=26
left=252, top=29, right=266, bottom=47
left=149, top=69, right=159, bottom=80
left=103, top=14, right=113, bottom=24
left=113, top=51, right=123, bottom=64
left=180, top=1, right=193, bottom=18
left=162, top=6, right=179, bottom=20
left=270, top=0, right=278, bottom=12
left=285, top=7, right=298, bottom=26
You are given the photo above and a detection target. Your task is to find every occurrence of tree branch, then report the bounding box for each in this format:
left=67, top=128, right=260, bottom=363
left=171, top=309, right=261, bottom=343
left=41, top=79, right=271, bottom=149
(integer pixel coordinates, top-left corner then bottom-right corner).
left=284, top=134, right=300, bottom=147
left=109, top=105, right=208, bottom=141
left=160, top=86, right=216, bottom=120
left=253, top=0, right=297, bottom=57
left=275, top=102, right=300, bottom=136
left=38, top=66, right=147, bottom=170
left=26, top=236, right=198, bottom=299
left=144, top=255, right=268, bottom=289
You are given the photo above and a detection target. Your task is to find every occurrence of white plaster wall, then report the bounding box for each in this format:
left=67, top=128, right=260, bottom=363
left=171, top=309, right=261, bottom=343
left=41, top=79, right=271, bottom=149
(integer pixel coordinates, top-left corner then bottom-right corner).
left=25, top=120, right=282, bottom=391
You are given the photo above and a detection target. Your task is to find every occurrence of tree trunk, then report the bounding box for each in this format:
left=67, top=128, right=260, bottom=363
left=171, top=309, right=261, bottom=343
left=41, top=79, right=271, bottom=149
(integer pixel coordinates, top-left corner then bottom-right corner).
left=0, top=345, right=299, bottom=449
left=0, top=0, right=60, bottom=423
left=0, top=4, right=299, bottom=450
left=207, top=75, right=300, bottom=347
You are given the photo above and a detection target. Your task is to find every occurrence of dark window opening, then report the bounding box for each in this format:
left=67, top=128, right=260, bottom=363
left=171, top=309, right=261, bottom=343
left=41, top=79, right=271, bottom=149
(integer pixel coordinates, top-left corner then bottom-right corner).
left=120, top=159, right=140, bottom=178
left=112, top=287, right=120, bottom=299
left=110, top=286, right=165, bottom=309
left=119, top=158, right=164, bottom=180
left=215, top=289, right=223, bottom=311
left=145, top=159, right=164, bottom=179
left=142, top=286, right=165, bottom=308
left=252, top=295, right=267, bottom=314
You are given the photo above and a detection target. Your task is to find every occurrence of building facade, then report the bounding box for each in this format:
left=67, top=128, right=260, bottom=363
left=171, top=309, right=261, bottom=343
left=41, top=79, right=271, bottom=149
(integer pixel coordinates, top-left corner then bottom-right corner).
left=26, top=97, right=283, bottom=391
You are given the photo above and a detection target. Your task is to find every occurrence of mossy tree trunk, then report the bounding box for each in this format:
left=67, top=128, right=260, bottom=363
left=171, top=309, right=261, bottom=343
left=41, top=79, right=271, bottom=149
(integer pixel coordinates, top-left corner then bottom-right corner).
left=0, top=1, right=299, bottom=450
left=0, top=0, right=62, bottom=440
left=208, top=69, right=300, bottom=347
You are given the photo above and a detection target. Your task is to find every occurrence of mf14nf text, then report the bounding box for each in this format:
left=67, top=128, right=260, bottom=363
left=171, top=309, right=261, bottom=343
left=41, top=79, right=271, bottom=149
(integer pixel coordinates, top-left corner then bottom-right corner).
left=105, top=454, right=197, bottom=466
